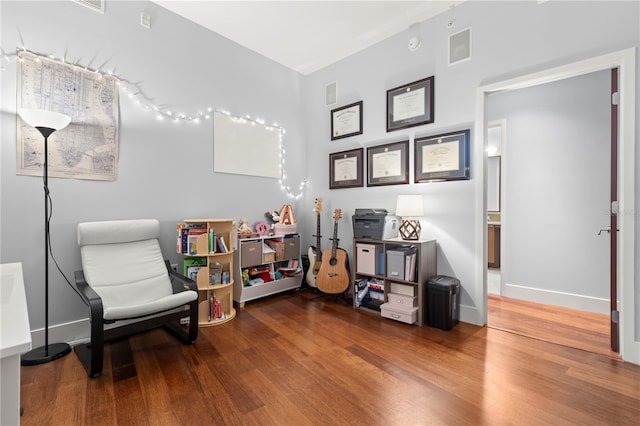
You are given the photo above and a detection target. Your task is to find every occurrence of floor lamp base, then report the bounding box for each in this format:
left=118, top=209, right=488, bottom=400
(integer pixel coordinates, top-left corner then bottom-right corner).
left=21, top=342, right=71, bottom=366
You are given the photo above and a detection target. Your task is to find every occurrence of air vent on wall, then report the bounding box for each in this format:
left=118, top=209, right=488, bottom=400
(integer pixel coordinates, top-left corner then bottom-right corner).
left=74, top=0, right=105, bottom=14
left=325, top=82, right=337, bottom=106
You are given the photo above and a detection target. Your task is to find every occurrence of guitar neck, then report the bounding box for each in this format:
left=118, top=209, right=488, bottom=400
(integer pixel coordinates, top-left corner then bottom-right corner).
left=331, top=222, right=339, bottom=257
left=315, top=213, right=321, bottom=248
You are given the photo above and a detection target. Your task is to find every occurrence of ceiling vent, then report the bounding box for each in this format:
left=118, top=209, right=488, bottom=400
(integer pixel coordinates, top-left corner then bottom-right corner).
left=74, top=0, right=105, bottom=14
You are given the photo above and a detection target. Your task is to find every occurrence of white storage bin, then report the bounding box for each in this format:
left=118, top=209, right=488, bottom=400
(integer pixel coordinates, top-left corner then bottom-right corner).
left=380, top=302, right=418, bottom=325
left=390, top=283, right=416, bottom=297
left=387, top=292, right=418, bottom=308
left=356, top=243, right=379, bottom=275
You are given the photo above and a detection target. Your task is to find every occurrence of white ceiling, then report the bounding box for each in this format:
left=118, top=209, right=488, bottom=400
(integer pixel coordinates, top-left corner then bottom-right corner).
left=150, top=1, right=463, bottom=75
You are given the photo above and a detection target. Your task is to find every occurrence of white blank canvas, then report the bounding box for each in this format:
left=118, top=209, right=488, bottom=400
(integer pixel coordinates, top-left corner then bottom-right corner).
left=213, top=111, right=281, bottom=178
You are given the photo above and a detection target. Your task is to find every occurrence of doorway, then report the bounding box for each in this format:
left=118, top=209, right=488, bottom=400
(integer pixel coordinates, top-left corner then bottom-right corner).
left=485, top=71, right=613, bottom=354
left=474, top=48, right=637, bottom=363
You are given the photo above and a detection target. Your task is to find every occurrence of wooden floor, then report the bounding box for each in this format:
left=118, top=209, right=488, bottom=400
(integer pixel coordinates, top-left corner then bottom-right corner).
left=488, top=294, right=619, bottom=359
left=21, top=289, right=640, bottom=425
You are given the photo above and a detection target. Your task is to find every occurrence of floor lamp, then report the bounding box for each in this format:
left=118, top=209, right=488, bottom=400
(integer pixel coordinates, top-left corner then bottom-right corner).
left=18, top=108, right=73, bottom=365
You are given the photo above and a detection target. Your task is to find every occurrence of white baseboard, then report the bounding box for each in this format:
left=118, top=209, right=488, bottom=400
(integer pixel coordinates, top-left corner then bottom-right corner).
left=503, top=282, right=610, bottom=315
left=28, top=318, right=90, bottom=348
left=460, top=304, right=482, bottom=326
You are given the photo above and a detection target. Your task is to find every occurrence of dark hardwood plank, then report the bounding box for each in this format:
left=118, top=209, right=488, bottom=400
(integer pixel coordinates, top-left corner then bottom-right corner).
left=20, top=290, right=640, bottom=425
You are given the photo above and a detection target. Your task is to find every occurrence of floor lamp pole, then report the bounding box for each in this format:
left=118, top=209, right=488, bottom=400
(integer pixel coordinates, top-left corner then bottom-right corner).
left=18, top=110, right=72, bottom=366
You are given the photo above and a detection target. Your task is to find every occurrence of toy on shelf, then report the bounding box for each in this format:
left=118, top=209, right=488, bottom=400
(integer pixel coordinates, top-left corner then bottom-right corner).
left=274, top=204, right=297, bottom=235
left=254, top=221, right=270, bottom=236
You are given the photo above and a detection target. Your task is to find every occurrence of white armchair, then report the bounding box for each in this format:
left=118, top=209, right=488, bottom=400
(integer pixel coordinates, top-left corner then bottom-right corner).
left=74, top=219, right=198, bottom=377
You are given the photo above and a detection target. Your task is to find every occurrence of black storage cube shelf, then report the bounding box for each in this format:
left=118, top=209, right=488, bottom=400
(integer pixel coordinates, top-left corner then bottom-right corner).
left=427, top=275, right=460, bottom=330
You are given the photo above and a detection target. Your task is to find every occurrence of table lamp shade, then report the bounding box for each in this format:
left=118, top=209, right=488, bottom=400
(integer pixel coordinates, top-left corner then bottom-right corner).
left=396, top=195, right=424, bottom=217
left=396, top=195, right=424, bottom=240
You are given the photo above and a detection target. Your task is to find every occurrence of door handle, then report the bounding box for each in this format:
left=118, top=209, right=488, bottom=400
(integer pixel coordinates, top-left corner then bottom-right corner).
left=597, top=227, right=611, bottom=235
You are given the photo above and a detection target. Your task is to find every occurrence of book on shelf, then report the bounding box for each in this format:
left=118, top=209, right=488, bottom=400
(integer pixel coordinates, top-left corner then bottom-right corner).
left=208, top=228, right=217, bottom=253
left=183, top=257, right=206, bottom=277
left=405, top=251, right=417, bottom=281
left=217, top=236, right=228, bottom=253
left=176, top=223, right=186, bottom=253
left=177, top=223, right=207, bottom=254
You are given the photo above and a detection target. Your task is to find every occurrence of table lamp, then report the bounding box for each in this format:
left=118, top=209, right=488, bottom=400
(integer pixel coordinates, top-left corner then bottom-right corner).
left=396, top=194, right=424, bottom=240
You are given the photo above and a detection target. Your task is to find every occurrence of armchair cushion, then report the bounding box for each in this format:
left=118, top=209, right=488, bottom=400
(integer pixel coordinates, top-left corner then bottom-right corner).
left=78, top=219, right=197, bottom=320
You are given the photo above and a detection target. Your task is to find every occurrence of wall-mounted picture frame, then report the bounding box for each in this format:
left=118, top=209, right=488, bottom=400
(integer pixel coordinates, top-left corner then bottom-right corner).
left=329, top=147, right=364, bottom=189
left=366, top=140, right=409, bottom=187
left=386, top=76, right=434, bottom=132
left=331, top=101, right=363, bottom=140
left=415, top=129, right=470, bottom=182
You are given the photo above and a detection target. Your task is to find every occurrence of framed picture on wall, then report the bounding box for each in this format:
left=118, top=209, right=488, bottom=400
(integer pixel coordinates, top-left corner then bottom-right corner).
left=386, top=76, right=434, bottom=132
left=415, top=129, right=470, bottom=182
left=331, top=101, right=363, bottom=140
left=329, top=148, right=364, bottom=189
left=366, top=140, right=409, bottom=186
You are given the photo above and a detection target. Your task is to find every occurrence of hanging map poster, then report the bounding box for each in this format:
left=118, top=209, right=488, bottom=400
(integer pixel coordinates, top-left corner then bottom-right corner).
left=17, top=51, right=119, bottom=181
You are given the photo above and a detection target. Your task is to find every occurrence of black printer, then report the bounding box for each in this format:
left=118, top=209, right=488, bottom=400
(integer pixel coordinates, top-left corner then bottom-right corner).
left=352, top=208, right=400, bottom=240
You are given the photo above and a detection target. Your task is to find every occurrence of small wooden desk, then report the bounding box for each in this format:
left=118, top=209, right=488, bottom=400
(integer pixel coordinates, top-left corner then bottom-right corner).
left=1, top=263, right=32, bottom=425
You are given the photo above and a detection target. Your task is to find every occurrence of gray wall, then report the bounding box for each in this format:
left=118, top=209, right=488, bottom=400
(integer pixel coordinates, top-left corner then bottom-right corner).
left=297, top=0, right=639, bottom=326
left=0, top=0, right=306, bottom=341
left=1, top=1, right=639, bottom=350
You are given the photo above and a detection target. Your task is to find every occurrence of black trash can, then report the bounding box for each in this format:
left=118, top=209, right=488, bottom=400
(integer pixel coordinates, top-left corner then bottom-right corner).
left=427, top=275, right=460, bottom=330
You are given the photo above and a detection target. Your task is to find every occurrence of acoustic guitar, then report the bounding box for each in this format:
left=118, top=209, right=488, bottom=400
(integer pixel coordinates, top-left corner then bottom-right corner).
left=306, top=197, right=323, bottom=288
left=316, top=209, right=350, bottom=295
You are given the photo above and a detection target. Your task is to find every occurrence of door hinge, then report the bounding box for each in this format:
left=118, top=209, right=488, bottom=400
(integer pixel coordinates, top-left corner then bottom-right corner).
left=611, top=201, right=619, bottom=215
left=612, top=310, right=619, bottom=323
left=612, top=92, right=620, bottom=106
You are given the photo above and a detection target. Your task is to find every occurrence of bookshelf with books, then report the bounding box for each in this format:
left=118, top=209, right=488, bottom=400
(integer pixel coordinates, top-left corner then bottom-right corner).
left=233, top=234, right=303, bottom=306
left=177, top=219, right=236, bottom=327
left=353, top=238, right=437, bottom=326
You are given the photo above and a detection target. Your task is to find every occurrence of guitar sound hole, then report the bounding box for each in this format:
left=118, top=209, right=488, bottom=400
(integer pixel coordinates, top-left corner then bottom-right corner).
left=330, top=257, right=337, bottom=266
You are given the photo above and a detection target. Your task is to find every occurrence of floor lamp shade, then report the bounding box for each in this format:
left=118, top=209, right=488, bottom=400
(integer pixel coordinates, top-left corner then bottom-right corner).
left=18, top=108, right=71, bottom=133
left=18, top=108, right=72, bottom=366
left=396, top=195, right=424, bottom=240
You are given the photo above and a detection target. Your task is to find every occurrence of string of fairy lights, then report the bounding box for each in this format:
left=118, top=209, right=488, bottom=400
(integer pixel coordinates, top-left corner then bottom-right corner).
left=2, top=47, right=307, bottom=199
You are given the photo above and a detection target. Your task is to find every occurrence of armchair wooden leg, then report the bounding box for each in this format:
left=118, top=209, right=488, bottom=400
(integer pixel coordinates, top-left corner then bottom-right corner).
left=164, top=303, right=198, bottom=344
left=74, top=310, right=104, bottom=378
left=187, top=300, right=198, bottom=343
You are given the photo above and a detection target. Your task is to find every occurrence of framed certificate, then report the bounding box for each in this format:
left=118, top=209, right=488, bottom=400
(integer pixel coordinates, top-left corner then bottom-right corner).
left=366, top=140, right=409, bottom=187
left=415, top=129, right=470, bottom=182
left=329, top=148, right=363, bottom=189
left=331, top=101, right=363, bottom=140
left=386, top=76, right=434, bottom=132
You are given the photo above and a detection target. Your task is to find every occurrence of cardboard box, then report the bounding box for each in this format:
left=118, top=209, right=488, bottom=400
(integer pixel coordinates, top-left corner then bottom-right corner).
left=390, top=283, right=416, bottom=297
left=262, top=243, right=275, bottom=263
left=266, top=240, right=284, bottom=260
left=381, top=302, right=418, bottom=325
left=387, top=292, right=418, bottom=308
left=356, top=243, right=379, bottom=275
